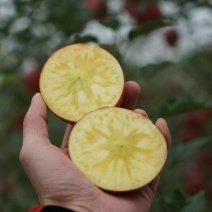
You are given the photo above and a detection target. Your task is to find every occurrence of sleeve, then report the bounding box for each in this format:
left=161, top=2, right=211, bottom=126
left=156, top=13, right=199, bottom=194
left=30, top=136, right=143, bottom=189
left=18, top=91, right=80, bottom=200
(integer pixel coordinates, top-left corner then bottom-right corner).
left=28, top=206, right=76, bottom=212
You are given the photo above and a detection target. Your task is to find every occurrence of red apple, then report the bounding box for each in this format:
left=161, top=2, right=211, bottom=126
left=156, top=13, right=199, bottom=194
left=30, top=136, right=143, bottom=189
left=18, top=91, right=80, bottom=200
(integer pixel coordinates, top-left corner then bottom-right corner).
left=180, top=109, right=211, bottom=143
left=24, top=67, right=41, bottom=96
left=125, top=2, right=163, bottom=26
left=184, top=110, right=210, bottom=130
left=164, top=28, right=179, bottom=47
left=86, top=0, right=107, bottom=19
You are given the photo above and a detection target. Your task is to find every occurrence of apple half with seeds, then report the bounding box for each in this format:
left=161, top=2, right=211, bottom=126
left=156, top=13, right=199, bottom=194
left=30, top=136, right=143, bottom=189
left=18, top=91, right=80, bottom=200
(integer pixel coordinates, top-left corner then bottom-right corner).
left=40, top=44, right=125, bottom=123
left=69, top=107, right=167, bottom=192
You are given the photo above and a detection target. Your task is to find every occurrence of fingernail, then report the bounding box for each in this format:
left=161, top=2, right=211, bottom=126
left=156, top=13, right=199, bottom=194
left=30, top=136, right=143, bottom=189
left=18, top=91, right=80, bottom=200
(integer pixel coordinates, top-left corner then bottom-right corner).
left=134, top=109, right=152, bottom=121
left=31, top=93, right=38, bottom=103
left=159, top=118, right=168, bottom=130
left=161, top=118, right=168, bottom=127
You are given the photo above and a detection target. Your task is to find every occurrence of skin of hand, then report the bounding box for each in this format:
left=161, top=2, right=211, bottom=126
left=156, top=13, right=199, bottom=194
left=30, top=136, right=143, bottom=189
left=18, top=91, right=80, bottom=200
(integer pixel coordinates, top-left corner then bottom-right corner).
left=20, top=81, right=171, bottom=212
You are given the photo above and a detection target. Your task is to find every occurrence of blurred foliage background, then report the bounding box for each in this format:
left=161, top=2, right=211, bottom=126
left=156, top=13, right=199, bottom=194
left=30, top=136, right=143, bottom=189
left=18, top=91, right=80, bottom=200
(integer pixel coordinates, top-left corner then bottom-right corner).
left=0, top=0, right=212, bottom=211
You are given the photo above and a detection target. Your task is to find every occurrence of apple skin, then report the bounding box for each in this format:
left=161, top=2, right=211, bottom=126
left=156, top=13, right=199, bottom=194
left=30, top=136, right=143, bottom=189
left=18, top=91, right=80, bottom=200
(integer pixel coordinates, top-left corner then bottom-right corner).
left=86, top=0, right=107, bottom=19
left=125, top=2, right=163, bottom=26
left=164, top=28, right=179, bottom=47
left=24, top=68, right=41, bottom=96
left=49, top=86, right=126, bottom=125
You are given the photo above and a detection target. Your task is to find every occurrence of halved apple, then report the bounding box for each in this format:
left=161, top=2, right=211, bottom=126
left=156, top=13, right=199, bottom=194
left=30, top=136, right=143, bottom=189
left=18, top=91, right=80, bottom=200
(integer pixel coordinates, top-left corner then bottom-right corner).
left=69, top=107, right=167, bottom=192
left=40, top=44, right=125, bottom=123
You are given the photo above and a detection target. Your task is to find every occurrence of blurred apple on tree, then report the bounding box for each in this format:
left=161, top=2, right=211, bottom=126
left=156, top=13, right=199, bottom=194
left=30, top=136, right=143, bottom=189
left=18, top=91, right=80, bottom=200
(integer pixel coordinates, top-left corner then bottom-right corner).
left=180, top=109, right=211, bottom=142
left=125, top=1, right=163, bottom=26
left=86, top=0, right=107, bottom=19
left=164, top=28, right=179, bottom=47
left=184, top=110, right=211, bottom=130
left=24, top=67, right=41, bottom=96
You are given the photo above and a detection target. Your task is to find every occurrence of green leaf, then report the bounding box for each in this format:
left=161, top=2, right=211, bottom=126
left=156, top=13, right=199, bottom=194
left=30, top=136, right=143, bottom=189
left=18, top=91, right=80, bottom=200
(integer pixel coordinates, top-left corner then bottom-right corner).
left=169, top=136, right=212, bottom=165
left=158, top=95, right=212, bottom=117
left=163, top=189, right=188, bottom=212
left=129, top=19, right=176, bottom=40
left=0, top=73, right=18, bottom=86
left=99, top=18, right=121, bottom=30
left=71, top=34, right=99, bottom=44
left=140, top=61, right=174, bottom=76
left=99, top=44, right=120, bottom=60
left=55, top=34, right=99, bottom=50
left=182, top=191, right=207, bottom=212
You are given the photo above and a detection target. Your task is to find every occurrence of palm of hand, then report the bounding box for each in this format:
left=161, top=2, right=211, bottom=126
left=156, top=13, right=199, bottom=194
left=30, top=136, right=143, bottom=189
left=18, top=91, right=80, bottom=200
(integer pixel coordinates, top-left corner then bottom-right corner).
left=36, top=144, right=154, bottom=212
left=20, top=82, right=171, bottom=212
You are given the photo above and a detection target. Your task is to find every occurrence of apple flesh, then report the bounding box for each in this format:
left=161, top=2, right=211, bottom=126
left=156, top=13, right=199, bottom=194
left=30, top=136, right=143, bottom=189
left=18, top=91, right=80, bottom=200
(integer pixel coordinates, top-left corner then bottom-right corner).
left=39, top=44, right=125, bottom=123
left=69, top=107, right=167, bottom=192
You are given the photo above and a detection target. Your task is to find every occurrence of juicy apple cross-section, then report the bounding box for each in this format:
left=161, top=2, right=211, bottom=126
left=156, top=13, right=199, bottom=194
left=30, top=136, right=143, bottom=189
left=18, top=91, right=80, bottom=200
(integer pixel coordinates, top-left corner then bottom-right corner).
left=40, top=44, right=125, bottom=123
left=69, top=107, right=167, bottom=192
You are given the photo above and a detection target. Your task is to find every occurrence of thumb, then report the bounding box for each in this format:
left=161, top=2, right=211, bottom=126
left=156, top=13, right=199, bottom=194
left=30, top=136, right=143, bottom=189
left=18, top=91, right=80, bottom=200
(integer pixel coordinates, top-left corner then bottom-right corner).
left=23, top=93, right=50, bottom=146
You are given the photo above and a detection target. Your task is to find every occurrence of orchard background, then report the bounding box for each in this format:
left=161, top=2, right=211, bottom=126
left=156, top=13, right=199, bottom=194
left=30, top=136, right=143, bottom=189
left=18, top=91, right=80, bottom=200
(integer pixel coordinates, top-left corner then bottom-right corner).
left=0, top=0, right=212, bottom=211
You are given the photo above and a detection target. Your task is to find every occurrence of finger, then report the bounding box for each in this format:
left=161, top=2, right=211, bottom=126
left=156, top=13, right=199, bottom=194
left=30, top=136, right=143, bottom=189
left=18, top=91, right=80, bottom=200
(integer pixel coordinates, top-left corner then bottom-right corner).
left=134, top=108, right=149, bottom=118
left=149, top=118, right=171, bottom=193
left=23, top=93, right=50, bottom=146
left=121, top=81, right=140, bottom=110
left=147, top=118, right=172, bottom=193
left=20, top=93, right=51, bottom=180
left=61, top=124, right=73, bottom=154
left=155, top=118, right=172, bottom=150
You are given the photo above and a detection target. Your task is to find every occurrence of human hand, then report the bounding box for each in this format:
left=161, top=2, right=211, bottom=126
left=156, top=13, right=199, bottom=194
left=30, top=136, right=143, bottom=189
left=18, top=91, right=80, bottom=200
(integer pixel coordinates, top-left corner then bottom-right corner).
left=20, top=81, right=171, bottom=212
